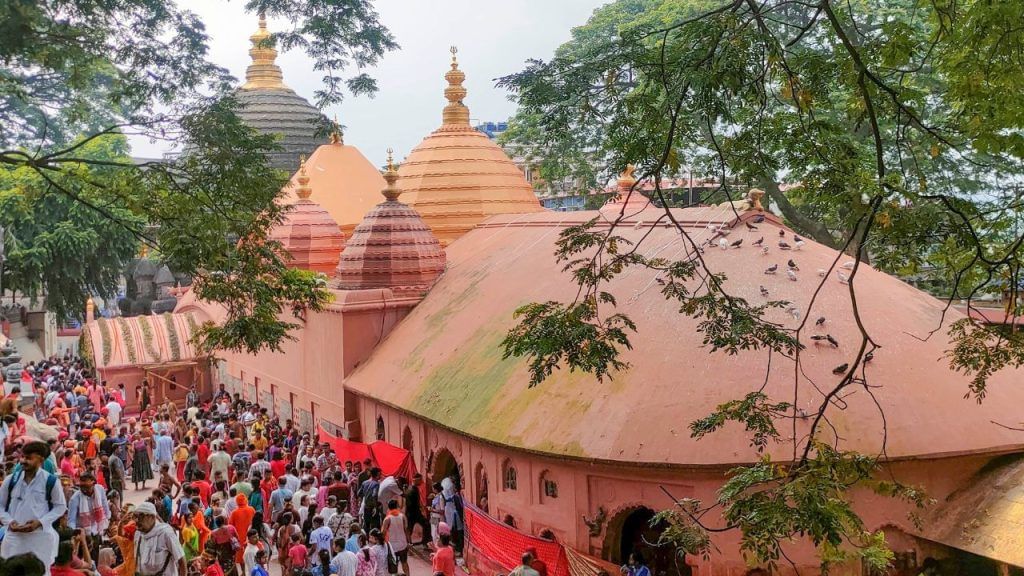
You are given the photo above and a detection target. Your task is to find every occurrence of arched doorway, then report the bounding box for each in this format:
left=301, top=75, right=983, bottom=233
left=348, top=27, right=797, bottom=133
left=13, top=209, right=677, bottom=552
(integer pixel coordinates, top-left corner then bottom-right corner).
left=375, top=416, right=385, bottom=441
left=402, top=426, right=414, bottom=451
left=607, top=507, right=691, bottom=576
left=432, top=448, right=460, bottom=488
left=474, top=462, right=489, bottom=513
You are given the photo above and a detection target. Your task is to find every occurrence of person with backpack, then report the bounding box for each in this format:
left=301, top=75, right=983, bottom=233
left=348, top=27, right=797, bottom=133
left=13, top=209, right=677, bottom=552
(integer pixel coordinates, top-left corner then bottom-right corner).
left=0, top=441, right=68, bottom=572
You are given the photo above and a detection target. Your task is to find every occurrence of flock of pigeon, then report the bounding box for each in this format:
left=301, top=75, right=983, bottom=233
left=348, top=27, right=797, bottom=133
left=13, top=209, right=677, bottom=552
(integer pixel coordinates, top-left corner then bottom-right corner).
left=701, top=215, right=872, bottom=378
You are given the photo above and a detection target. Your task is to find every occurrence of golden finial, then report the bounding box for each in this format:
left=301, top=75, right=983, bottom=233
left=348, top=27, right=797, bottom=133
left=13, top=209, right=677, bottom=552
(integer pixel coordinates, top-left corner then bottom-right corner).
left=381, top=148, right=401, bottom=201
left=296, top=155, right=312, bottom=199
left=617, top=164, right=636, bottom=190
left=329, top=114, right=343, bottom=145
left=242, top=13, right=287, bottom=90
left=442, top=46, right=469, bottom=127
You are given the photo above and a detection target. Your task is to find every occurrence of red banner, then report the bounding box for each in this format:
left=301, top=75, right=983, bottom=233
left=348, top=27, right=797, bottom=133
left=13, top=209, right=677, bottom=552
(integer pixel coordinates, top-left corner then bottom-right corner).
left=464, top=504, right=570, bottom=576
left=318, top=426, right=417, bottom=481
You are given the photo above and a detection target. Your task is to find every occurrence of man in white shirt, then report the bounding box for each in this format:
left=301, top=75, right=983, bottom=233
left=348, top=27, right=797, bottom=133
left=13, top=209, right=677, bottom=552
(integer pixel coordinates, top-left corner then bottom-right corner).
left=134, top=501, right=185, bottom=576
left=208, top=442, right=232, bottom=484
left=105, top=398, right=122, bottom=428
left=242, top=529, right=262, bottom=576
left=291, top=477, right=315, bottom=508
left=308, top=517, right=334, bottom=567
left=0, top=441, right=68, bottom=572
left=331, top=537, right=358, bottom=576
left=282, top=467, right=301, bottom=493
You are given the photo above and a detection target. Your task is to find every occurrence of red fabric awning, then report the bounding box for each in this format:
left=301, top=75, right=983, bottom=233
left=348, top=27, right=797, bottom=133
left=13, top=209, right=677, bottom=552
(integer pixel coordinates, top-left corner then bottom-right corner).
left=465, top=503, right=570, bottom=576
left=318, top=426, right=417, bottom=481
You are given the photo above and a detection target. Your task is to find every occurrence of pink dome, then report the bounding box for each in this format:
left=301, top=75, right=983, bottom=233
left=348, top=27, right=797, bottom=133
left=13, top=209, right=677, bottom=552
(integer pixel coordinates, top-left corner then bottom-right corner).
left=331, top=152, right=446, bottom=294
left=270, top=159, right=345, bottom=275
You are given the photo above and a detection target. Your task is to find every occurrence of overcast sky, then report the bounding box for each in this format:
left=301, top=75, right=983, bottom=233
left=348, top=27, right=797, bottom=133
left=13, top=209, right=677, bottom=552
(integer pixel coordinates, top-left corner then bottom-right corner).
left=129, top=0, right=606, bottom=167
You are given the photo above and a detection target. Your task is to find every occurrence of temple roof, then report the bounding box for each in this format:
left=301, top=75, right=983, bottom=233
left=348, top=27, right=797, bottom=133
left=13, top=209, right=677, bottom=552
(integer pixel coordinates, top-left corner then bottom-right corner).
left=234, top=16, right=326, bottom=172
left=344, top=205, right=1024, bottom=465
left=270, top=158, right=345, bottom=275
left=398, top=49, right=544, bottom=246
left=331, top=151, right=445, bottom=294
left=83, top=313, right=202, bottom=370
left=278, top=135, right=388, bottom=237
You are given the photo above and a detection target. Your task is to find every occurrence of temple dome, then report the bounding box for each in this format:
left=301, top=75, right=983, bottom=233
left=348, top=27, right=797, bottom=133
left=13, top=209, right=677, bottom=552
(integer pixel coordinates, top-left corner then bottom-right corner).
left=234, top=15, right=325, bottom=172
left=397, top=49, right=544, bottom=246
left=270, top=158, right=345, bottom=275
left=278, top=131, right=388, bottom=237
left=332, top=151, right=446, bottom=295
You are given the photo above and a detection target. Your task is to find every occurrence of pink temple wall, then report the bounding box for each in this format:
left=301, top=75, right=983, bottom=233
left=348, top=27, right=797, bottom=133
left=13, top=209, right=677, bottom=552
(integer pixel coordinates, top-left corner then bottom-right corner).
left=353, top=395, right=1003, bottom=576
left=217, top=288, right=418, bottom=433
left=208, top=287, right=1003, bottom=576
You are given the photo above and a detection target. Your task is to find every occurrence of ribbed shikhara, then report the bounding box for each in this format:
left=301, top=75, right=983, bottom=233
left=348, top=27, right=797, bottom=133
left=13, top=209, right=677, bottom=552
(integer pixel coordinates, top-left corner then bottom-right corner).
left=330, top=199, right=446, bottom=295
left=235, top=88, right=327, bottom=172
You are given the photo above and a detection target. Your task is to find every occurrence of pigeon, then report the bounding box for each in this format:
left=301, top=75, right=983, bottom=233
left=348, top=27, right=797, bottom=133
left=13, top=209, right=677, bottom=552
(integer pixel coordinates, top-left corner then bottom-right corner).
left=761, top=246, right=770, bottom=255
left=655, top=276, right=666, bottom=286
left=826, top=334, right=839, bottom=348
left=753, top=214, right=765, bottom=223
left=765, top=264, right=778, bottom=274
left=837, top=271, right=850, bottom=284
left=794, top=235, right=803, bottom=242
left=718, top=238, right=729, bottom=250
left=745, top=222, right=758, bottom=230
left=787, top=269, right=798, bottom=282
left=787, top=306, right=801, bottom=320
left=759, top=285, right=769, bottom=298
left=841, top=261, right=855, bottom=270
left=779, top=241, right=792, bottom=250
left=794, top=240, right=805, bottom=250
left=752, top=237, right=764, bottom=246
left=864, top=351, right=874, bottom=363
left=788, top=259, right=799, bottom=270
left=815, top=316, right=826, bottom=326
left=730, top=238, right=743, bottom=248
left=832, top=363, right=849, bottom=375
left=778, top=228, right=786, bottom=237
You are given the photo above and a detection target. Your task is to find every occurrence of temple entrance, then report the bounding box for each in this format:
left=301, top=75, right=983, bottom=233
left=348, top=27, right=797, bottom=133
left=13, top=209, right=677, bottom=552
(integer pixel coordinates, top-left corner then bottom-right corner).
left=607, top=507, right=691, bottom=576
left=432, top=448, right=460, bottom=488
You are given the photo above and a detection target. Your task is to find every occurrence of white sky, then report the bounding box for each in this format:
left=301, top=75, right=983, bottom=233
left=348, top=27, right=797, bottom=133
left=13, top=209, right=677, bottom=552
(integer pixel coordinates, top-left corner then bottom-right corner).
left=129, top=0, right=607, bottom=166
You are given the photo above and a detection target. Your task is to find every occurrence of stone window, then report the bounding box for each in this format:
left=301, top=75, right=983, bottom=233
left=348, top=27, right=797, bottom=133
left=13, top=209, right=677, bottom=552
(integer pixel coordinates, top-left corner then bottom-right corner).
left=541, top=472, right=558, bottom=499
left=375, top=415, right=385, bottom=441
left=503, top=459, right=517, bottom=491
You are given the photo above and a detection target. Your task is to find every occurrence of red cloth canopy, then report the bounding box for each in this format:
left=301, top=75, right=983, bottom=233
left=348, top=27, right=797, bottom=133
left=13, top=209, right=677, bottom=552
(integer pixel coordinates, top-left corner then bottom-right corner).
left=465, top=503, right=569, bottom=576
left=318, top=425, right=417, bottom=481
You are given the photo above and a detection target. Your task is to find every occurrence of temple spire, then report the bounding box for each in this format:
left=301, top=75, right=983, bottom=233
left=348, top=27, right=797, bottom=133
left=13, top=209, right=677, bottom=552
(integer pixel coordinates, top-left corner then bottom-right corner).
left=329, top=114, right=344, bottom=145
left=242, top=13, right=287, bottom=90
left=382, top=148, right=401, bottom=201
left=442, top=46, right=470, bottom=127
left=296, top=155, right=312, bottom=199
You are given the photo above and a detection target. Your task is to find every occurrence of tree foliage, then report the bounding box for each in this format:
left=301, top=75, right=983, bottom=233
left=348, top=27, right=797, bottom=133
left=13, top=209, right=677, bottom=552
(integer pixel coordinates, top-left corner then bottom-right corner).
left=500, top=0, right=1024, bottom=569
left=0, top=0, right=395, bottom=353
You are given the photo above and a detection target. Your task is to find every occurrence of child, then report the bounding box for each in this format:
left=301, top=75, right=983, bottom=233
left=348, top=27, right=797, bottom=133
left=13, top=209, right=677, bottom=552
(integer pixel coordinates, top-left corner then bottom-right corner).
left=285, top=533, right=307, bottom=576
left=251, top=550, right=270, bottom=576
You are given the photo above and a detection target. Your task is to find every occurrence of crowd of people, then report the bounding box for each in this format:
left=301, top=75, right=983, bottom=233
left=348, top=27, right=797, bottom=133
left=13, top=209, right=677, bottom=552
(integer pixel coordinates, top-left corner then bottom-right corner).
left=0, top=354, right=482, bottom=576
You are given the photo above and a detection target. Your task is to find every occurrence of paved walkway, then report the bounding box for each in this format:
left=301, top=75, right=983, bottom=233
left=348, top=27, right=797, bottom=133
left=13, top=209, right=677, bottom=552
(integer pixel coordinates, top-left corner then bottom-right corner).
left=121, top=484, right=439, bottom=576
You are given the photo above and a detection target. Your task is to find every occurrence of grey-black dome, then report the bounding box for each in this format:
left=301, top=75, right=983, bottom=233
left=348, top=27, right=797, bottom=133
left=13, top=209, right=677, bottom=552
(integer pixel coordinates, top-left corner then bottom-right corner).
left=235, top=87, right=327, bottom=172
